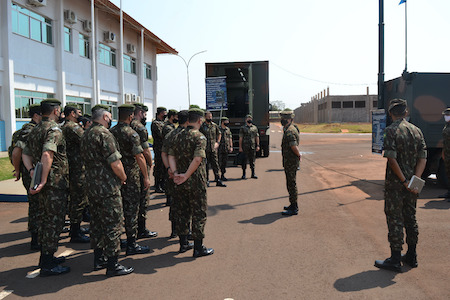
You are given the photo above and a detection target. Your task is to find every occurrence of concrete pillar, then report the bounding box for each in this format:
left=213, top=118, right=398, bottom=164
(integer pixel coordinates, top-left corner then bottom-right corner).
left=139, top=29, right=144, bottom=101
left=90, top=0, right=99, bottom=105
left=118, top=1, right=124, bottom=104
left=56, top=0, right=66, bottom=105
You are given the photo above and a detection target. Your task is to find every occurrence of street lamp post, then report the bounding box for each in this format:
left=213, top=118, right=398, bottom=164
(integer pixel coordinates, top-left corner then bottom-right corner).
left=177, top=50, right=207, bottom=108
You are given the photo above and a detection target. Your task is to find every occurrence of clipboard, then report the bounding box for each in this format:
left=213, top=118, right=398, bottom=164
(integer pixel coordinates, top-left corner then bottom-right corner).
left=30, top=162, right=43, bottom=190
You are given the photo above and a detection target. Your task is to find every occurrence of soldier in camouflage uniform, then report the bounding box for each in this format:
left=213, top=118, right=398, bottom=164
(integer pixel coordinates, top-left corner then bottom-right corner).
left=280, top=110, right=301, bottom=216
left=22, top=99, right=70, bottom=277
left=375, top=99, right=427, bottom=272
left=81, top=104, right=134, bottom=277
left=110, top=104, right=151, bottom=256
left=151, top=107, right=167, bottom=193
left=61, top=105, right=90, bottom=243
left=168, top=108, right=214, bottom=257
left=218, top=117, right=233, bottom=181
left=162, top=109, right=179, bottom=205
left=239, top=114, right=260, bottom=179
left=10, top=104, right=42, bottom=250
left=439, top=108, right=450, bottom=201
left=131, top=103, right=157, bottom=240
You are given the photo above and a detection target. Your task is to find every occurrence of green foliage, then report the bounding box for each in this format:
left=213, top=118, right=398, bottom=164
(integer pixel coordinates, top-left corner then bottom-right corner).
left=0, top=157, right=14, bottom=181
left=296, top=123, right=372, bottom=133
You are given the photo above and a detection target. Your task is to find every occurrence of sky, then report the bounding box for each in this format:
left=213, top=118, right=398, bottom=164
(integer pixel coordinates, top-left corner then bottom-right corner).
left=110, top=0, right=450, bottom=111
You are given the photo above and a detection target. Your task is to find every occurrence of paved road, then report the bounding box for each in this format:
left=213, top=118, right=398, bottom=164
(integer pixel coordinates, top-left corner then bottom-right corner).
left=0, top=123, right=449, bottom=299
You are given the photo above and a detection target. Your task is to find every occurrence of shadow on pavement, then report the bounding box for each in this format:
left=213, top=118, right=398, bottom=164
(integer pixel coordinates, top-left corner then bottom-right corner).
left=207, top=204, right=235, bottom=217
left=238, top=212, right=284, bottom=225
left=10, top=216, right=28, bottom=224
left=334, top=269, right=397, bottom=292
left=265, top=169, right=284, bottom=172
left=419, top=199, right=450, bottom=210
left=0, top=230, right=30, bottom=244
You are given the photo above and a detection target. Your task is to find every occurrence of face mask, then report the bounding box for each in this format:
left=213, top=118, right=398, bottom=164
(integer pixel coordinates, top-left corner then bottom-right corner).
left=141, top=117, right=147, bottom=126
left=57, top=111, right=64, bottom=123
left=247, top=120, right=252, bottom=124
left=173, top=118, right=179, bottom=124
left=107, top=118, right=112, bottom=129
left=445, top=116, right=450, bottom=122
left=77, top=116, right=83, bottom=123
left=224, top=122, right=229, bottom=127
left=206, top=118, right=212, bottom=123
left=281, top=119, right=289, bottom=126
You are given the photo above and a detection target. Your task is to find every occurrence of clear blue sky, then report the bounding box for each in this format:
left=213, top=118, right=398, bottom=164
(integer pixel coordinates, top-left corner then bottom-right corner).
left=111, top=0, right=450, bottom=111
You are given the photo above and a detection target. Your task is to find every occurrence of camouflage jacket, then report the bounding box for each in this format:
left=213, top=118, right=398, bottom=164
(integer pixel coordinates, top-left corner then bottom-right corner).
left=219, top=126, right=232, bottom=153
left=443, top=123, right=450, bottom=159
left=61, top=120, right=84, bottom=172
left=151, top=119, right=165, bottom=152
left=162, top=121, right=176, bottom=140
left=282, top=124, right=300, bottom=168
left=162, top=126, right=184, bottom=154
left=23, top=117, right=69, bottom=190
left=168, top=126, right=207, bottom=190
left=239, top=124, right=259, bottom=151
left=80, top=122, right=122, bottom=196
left=131, top=119, right=150, bottom=150
left=110, top=122, right=143, bottom=181
left=200, top=121, right=220, bottom=152
left=383, top=119, right=427, bottom=190
left=9, top=121, right=37, bottom=178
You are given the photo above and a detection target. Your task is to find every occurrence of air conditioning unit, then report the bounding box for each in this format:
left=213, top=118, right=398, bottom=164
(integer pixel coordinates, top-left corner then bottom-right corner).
left=28, top=0, right=46, bottom=6
left=135, top=96, right=142, bottom=103
left=131, top=94, right=137, bottom=102
left=64, top=10, right=77, bottom=24
left=127, top=44, right=136, bottom=54
left=83, top=20, right=92, bottom=32
left=124, top=93, right=131, bottom=103
left=104, top=31, right=116, bottom=43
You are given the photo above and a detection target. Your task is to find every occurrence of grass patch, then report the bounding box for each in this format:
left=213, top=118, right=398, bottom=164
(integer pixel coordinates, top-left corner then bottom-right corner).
left=0, top=157, right=14, bottom=181
left=296, top=123, right=372, bottom=133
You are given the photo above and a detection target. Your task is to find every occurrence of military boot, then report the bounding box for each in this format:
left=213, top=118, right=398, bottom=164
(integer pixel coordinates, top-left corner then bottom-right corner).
left=251, top=169, right=258, bottom=179
left=282, top=203, right=299, bottom=216
left=155, top=179, right=164, bottom=193
left=137, top=219, right=158, bottom=239
left=125, top=237, right=150, bottom=256
left=374, top=250, right=402, bottom=272
left=241, top=168, right=246, bottom=179
left=401, top=244, right=418, bottom=268
left=38, top=254, right=66, bottom=267
left=166, top=195, right=172, bottom=206
left=170, top=221, right=177, bottom=238
left=39, top=253, right=70, bottom=277
left=93, top=248, right=108, bottom=271
left=106, top=256, right=134, bottom=277
left=221, top=174, right=228, bottom=181
left=30, top=232, right=40, bottom=251
left=178, top=235, right=194, bottom=253
left=215, top=176, right=227, bottom=187
left=193, top=239, right=214, bottom=258
left=69, top=223, right=90, bottom=243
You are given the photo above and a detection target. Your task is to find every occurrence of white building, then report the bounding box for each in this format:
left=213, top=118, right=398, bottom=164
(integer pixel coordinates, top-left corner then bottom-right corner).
left=0, top=0, right=177, bottom=151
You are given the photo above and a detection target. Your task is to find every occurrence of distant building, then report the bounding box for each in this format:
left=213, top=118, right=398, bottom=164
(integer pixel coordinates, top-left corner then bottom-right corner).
left=0, top=0, right=177, bottom=150
left=294, top=87, right=377, bottom=124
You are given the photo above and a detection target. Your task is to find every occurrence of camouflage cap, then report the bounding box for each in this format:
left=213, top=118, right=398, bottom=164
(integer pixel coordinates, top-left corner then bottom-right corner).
left=118, top=104, right=136, bottom=112
left=157, top=107, right=167, bottom=114
left=221, top=117, right=229, bottom=122
left=91, top=104, right=110, bottom=112
left=41, top=98, right=61, bottom=106
left=83, top=113, right=92, bottom=119
left=168, top=109, right=179, bottom=118
left=245, top=114, right=253, bottom=119
left=280, top=109, right=295, bottom=119
left=442, top=108, right=450, bottom=115
left=134, top=103, right=148, bottom=112
left=29, top=103, right=41, bottom=116
left=388, top=98, right=407, bottom=113
left=189, top=108, right=205, bottom=117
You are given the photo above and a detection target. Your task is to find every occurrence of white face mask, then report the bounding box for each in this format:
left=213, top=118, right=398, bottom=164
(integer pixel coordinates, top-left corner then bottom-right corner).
left=445, top=115, right=450, bottom=122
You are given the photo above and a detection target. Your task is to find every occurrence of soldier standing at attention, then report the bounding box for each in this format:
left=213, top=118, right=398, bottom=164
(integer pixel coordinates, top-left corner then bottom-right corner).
left=239, top=114, right=260, bottom=179
left=61, top=105, right=90, bottom=243
left=10, top=104, right=42, bottom=250
left=200, top=111, right=226, bottom=187
left=374, top=99, right=427, bottom=272
left=168, top=108, right=214, bottom=257
left=162, top=109, right=179, bottom=205
left=22, top=99, right=70, bottom=277
left=151, top=107, right=167, bottom=193
left=218, top=117, right=233, bottom=181
left=81, top=105, right=133, bottom=276
left=110, top=104, right=151, bottom=256
left=439, top=108, right=450, bottom=201
left=131, top=103, right=157, bottom=239
left=280, top=110, right=301, bottom=216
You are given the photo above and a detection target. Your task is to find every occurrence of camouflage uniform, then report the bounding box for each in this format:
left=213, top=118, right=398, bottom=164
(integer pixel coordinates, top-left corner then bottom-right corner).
left=442, top=122, right=450, bottom=184
left=282, top=124, right=300, bottom=205
left=151, top=119, right=165, bottom=187
left=383, top=118, right=427, bottom=251
left=239, top=123, right=259, bottom=170
left=110, top=122, right=143, bottom=241
left=61, top=120, right=87, bottom=224
left=162, top=121, right=176, bottom=190
left=80, top=122, right=123, bottom=258
left=23, top=117, right=69, bottom=255
left=218, top=126, right=232, bottom=176
left=168, top=126, right=207, bottom=239
left=200, top=121, right=221, bottom=181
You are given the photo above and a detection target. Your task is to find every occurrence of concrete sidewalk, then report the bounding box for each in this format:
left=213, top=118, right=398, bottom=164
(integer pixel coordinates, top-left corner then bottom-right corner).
left=0, top=178, right=27, bottom=202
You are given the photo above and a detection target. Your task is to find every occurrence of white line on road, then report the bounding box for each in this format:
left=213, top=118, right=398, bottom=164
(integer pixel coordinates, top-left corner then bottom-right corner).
left=58, top=250, right=74, bottom=257
left=0, top=290, right=13, bottom=300
left=26, top=269, right=40, bottom=279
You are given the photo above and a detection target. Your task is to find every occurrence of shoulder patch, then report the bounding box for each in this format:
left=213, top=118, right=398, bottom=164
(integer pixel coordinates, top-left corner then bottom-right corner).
left=51, top=126, right=62, bottom=132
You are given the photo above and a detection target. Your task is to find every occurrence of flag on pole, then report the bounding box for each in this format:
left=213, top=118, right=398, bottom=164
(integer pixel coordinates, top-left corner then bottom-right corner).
left=399, top=0, right=406, bottom=4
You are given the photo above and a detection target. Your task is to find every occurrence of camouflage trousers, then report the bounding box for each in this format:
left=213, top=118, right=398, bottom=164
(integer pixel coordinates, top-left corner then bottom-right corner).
left=205, top=150, right=220, bottom=181
left=89, top=192, right=123, bottom=257
left=38, top=187, right=68, bottom=255
left=121, top=175, right=141, bottom=240
left=445, top=159, right=450, bottom=190
left=68, top=172, right=88, bottom=224
left=21, top=169, right=40, bottom=234
left=218, top=151, right=229, bottom=175
left=284, top=164, right=298, bottom=204
left=175, top=187, right=207, bottom=240
left=138, top=166, right=151, bottom=223
left=242, top=148, right=256, bottom=170
left=384, top=188, right=419, bottom=252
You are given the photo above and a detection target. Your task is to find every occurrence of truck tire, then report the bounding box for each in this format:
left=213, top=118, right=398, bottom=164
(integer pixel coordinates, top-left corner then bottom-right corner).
left=437, top=158, right=449, bottom=188
left=262, top=143, right=269, bottom=157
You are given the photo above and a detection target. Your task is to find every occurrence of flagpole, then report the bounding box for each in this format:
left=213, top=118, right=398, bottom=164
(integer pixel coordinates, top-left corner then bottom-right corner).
left=404, top=0, right=407, bottom=72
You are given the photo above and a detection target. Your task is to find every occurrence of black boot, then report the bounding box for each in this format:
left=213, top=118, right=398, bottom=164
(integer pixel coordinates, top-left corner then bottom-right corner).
left=193, top=239, right=214, bottom=257
left=126, top=237, right=150, bottom=256
left=106, top=256, right=134, bottom=277
left=69, top=223, right=90, bottom=243
left=137, top=219, right=158, bottom=239
left=402, top=244, right=418, bottom=268
left=166, top=195, right=172, bottom=206
left=38, top=254, right=66, bottom=267
left=251, top=169, right=258, bottom=179
left=93, top=248, right=107, bottom=271
left=170, top=221, right=177, bottom=238
left=39, top=253, right=70, bottom=277
left=155, top=179, right=164, bottom=193
left=221, top=174, right=228, bottom=181
left=178, top=235, right=194, bottom=253
left=241, top=168, right=246, bottom=179
left=30, top=232, right=40, bottom=251
left=282, top=203, right=299, bottom=216
left=216, top=177, right=227, bottom=187
left=375, top=250, right=402, bottom=272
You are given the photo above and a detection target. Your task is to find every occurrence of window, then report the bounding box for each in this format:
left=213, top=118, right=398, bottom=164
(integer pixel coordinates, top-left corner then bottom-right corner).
left=318, top=103, right=327, bottom=110
left=144, top=63, right=152, bottom=80
left=66, top=96, right=91, bottom=114
left=373, top=100, right=378, bottom=108
left=15, top=90, right=54, bottom=119
left=343, top=101, right=353, bottom=108
left=64, top=27, right=72, bottom=52
left=124, top=54, right=136, bottom=74
left=355, top=101, right=366, bottom=108
left=11, top=3, right=53, bottom=45
left=332, top=101, right=341, bottom=109
left=99, top=44, right=116, bottom=67
left=79, top=33, right=90, bottom=58
left=101, top=100, right=118, bottom=120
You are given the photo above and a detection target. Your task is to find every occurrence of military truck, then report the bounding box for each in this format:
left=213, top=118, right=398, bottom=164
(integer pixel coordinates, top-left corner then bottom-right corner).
left=381, top=72, right=450, bottom=185
left=205, top=61, right=270, bottom=158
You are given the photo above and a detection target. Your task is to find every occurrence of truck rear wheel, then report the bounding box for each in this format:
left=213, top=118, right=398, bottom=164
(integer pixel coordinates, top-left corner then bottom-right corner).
left=437, top=158, right=449, bottom=188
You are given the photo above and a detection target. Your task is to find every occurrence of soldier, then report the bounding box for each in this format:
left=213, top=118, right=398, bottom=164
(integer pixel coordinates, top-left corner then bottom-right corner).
left=279, top=110, right=301, bottom=216
left=61, top=105, right=90, bottom=243
left=162, top=109, right=179, bottom=205
left=151, top=107, right=167, bottom=193
left=439, top=108, right=450, bottom=201
left=22, top=98, right=70, bottom=277
left=168, top=108, right=214, bottom=257
left=200, top=111, right=226, bottom=187
left=218, top=117, right=233, bottom=181
left=239, top=114, right=260, bottom=179
left=110, top=104, right=151, bottom=256
left=131, top=103, right=157, bottom=240
left=81, top=104, right=134, bottom=276
left=81, top=114, right=92, bottom=130
left=374, top=99, right=427, bottom=272
left=10, top=104, right=42, bottom=250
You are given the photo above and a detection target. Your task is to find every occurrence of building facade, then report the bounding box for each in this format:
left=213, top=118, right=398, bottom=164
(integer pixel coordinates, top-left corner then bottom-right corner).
left=0, top=0, right=177, bottom=150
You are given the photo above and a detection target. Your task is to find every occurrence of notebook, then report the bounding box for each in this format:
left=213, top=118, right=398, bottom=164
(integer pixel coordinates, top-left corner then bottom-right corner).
left=407, top=175, right=425, bottom=193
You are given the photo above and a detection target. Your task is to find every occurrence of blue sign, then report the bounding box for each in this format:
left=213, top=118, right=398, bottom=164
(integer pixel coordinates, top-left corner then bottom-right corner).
left=206, top=76, right=227, bottom=111
left=372, top=109, right=386, bottom=155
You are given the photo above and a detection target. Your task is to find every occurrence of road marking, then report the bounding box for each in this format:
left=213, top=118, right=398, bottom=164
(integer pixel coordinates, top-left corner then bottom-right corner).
left=58, top=250, right=74, bottom=257
left=0, top=290, right=13, bottom=300
left=26, top=269, right=40, bottom=279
